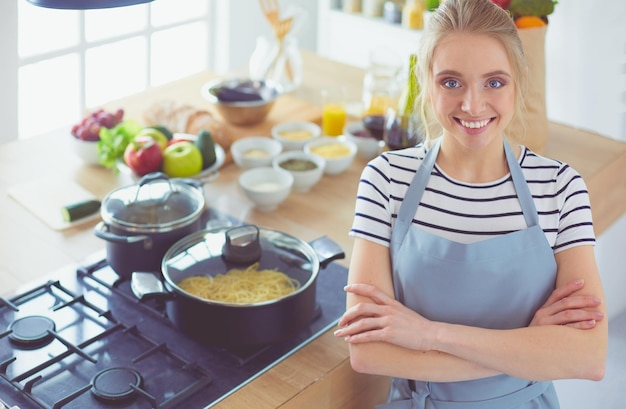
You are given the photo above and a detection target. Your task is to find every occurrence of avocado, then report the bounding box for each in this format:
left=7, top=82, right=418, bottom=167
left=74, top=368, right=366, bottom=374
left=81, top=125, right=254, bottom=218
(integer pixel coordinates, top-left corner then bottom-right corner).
left=151, top=125, right=174, bottom=140
left=196, top=130, right=217, bottom=169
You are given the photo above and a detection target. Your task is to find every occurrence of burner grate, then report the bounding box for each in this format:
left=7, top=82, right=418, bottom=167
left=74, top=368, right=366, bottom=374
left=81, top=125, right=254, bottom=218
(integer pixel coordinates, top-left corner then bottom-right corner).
left=0, top=279, right=213, bottom=408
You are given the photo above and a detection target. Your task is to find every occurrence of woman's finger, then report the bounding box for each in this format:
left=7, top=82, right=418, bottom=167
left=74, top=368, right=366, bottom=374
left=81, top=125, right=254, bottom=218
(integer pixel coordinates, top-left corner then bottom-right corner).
left=540, top=279, right=584, bottom=308
left=344, top=283, right=395, bottom=305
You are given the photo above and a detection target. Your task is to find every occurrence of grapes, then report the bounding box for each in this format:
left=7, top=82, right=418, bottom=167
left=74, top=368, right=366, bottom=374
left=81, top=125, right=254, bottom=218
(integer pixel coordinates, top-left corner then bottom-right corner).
left=71, top=108, right=125, bottom=141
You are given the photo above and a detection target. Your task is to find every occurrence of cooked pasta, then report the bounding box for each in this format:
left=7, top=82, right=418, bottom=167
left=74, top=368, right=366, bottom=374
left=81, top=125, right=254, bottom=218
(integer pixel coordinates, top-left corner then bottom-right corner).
left=178, top=262, right=300, bottom=304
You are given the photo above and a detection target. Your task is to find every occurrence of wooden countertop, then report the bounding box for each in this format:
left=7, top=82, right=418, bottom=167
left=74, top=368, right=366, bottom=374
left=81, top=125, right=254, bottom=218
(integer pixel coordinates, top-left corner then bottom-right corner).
left=1, top=50, right=625, bottom=408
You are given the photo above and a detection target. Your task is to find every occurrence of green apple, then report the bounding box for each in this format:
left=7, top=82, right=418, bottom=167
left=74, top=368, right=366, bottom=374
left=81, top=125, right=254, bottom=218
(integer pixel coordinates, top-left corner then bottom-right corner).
left=162, top=141, right=203, bottom=177
left=136, top=127, right=169, bottom=151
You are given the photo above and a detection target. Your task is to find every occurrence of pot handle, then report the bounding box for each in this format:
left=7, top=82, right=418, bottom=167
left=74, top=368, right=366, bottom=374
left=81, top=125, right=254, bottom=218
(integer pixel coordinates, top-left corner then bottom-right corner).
left=310, top=236, right=345, bottom=269
left=94, top=221, right=151, bottom=245
left=174, top=177, right=204, bottom=191
left=131, top=272, right=174, bottom=302
left=223, top=224, right=262, bottom=264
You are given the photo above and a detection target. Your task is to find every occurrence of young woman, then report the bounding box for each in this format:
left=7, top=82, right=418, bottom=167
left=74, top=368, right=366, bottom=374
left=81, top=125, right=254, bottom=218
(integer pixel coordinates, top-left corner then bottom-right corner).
left=334, top=0, right=608, bottom=407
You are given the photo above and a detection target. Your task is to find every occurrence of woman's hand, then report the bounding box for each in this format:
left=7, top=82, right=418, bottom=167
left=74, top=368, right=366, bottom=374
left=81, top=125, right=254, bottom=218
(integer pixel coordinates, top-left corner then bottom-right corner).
left=334, top=283, right=434, bottom=351
left=529, top=279, right=604, bottom=329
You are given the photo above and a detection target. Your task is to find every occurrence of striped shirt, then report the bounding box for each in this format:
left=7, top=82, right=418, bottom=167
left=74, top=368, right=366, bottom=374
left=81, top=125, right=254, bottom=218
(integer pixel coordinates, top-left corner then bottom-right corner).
left=350, top=143, right=596, bottom=253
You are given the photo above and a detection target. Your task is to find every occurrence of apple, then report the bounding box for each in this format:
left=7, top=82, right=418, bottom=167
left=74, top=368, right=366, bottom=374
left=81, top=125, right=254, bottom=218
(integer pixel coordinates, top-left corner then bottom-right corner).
left=136, top=127, right=169, bottom=151
left=168, top=133, right=197, bottom=146
left=490, top=0, right=511, bottom=9
left=162, top=141, right=203, bottom=177
left=123, top=135, right=164, bottom=176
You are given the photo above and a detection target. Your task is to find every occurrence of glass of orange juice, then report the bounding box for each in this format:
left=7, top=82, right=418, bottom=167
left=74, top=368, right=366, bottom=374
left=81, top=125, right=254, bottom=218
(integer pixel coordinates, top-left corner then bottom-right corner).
left=321, top=88, right=347, bottom=137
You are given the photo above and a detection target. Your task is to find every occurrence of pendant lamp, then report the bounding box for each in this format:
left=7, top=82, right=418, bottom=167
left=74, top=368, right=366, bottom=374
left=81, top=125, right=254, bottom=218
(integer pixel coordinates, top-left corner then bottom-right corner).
left=26, top=0, right=153, bottom=9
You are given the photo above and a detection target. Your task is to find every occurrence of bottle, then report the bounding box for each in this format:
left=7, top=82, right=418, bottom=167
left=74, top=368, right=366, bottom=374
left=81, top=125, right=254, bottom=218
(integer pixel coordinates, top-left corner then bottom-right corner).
left=384, top=53, right=422, bottom=150
left=397, top=53, right=419, bottom=117
left=402, top=0, right=424, bottom=30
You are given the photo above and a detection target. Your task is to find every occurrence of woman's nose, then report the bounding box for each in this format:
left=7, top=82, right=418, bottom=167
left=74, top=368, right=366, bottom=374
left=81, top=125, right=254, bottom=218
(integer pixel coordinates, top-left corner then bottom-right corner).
left=460, top=89, right=486, bottom=115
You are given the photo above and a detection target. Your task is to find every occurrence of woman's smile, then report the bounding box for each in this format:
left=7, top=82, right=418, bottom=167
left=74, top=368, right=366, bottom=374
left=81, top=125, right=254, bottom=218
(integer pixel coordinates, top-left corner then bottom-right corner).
left=455, top=118, right=493, bottom=135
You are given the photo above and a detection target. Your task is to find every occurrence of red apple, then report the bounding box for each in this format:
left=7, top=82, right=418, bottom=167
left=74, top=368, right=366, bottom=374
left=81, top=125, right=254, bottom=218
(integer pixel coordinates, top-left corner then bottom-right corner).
left=123, top=136, right=164, bottom=176
left=490, top=0, right=511, bottom=9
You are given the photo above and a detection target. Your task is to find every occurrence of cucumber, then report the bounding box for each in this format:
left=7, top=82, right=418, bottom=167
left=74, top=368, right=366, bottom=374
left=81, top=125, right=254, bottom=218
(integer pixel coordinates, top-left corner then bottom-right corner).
left=62, top=199, right=101, bottom=223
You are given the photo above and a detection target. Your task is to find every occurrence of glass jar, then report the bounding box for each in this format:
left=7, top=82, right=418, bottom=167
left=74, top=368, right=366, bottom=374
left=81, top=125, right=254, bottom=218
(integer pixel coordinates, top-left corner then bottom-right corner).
left=383, top=0, right=403, bottom=24
left=362, top=49, right=402, bottom=117
left=342, top=0, right=362, bottom=13
left=362, top=0, right=386, bottom=17
left=249, top=35, right=303, bottom=93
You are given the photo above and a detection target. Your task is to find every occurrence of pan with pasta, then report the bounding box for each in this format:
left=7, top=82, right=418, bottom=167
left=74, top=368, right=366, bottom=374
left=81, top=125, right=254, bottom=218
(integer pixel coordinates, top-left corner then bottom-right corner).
left=151, top=224, right=345, bottom=347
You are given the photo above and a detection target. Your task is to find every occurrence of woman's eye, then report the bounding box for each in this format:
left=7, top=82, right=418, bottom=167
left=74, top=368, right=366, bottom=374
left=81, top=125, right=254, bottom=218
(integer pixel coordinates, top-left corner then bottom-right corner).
left=487, top=79, right=503, bottom=88
left=443, top=79, right=460, bottom=88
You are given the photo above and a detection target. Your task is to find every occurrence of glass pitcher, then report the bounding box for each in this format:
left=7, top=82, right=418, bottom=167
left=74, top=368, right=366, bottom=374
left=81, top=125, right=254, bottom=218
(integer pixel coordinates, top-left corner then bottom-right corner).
left=362, top=49, right=402, bottom=116
left=249, top=35, right=303, bottom=93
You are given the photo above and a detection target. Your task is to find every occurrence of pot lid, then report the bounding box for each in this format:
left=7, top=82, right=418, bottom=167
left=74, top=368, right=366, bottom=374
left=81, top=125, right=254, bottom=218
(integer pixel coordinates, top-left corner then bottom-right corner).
left=161, top=225, right=322, bottom=306
left=101, top=172, right=205, bottom=231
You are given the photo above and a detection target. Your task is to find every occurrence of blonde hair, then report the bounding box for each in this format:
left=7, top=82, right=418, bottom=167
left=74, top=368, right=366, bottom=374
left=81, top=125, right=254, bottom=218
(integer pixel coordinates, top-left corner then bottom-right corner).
left=416, top=0, right=528, bottom=143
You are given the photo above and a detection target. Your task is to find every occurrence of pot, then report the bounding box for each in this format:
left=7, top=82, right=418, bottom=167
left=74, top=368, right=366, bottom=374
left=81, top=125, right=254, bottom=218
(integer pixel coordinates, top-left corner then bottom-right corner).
left=131, top=224, right=345, bottom=347
left=95, top=172, right=206, bottom=279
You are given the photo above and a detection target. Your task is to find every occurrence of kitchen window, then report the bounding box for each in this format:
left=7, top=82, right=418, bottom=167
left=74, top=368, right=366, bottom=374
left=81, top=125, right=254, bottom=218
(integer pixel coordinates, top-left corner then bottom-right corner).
left=6, top=0, right=212, bottom=141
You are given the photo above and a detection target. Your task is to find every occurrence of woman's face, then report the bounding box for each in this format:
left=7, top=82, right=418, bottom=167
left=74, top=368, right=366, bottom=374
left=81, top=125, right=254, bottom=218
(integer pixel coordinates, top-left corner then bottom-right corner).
left=429, top=33, right=515, bottom=151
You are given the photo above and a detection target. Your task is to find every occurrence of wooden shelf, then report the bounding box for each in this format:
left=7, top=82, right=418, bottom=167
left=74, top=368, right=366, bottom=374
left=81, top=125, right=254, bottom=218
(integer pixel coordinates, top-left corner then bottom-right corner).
left=317, top=2, right=423, bottom=68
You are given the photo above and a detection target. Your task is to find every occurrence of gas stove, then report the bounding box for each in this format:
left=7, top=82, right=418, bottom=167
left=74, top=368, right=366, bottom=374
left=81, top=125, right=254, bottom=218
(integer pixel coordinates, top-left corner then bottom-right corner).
left=0, top=211, right=348, bottom=409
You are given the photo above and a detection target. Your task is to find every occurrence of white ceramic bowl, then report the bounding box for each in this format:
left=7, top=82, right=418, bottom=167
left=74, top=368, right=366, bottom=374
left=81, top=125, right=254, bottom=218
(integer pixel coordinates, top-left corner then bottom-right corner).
left=71, top=136, right=101, bottom=165
left=231, top=136, right=283, bottom=169
left=272, top=151, right=326, bottom=193
left=238, top=167, right=294, bottom=211
left=271, top=121, right=321, bottom=151
left=343, top=121, right=384, bottom=160
left=304, top=136, right=357, bottom=175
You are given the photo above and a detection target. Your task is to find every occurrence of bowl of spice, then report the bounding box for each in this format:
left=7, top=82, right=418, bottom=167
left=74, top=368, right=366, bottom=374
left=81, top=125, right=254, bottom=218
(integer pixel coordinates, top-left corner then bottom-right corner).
left=273, top=150, right=326, bottom=193
left=271, top=121, right=321, bottom=151
left=238, top=167, right=293, bottom=212
left=304, top=136, right=357, bottom=175
left=231, top=136, right=283, bottom=169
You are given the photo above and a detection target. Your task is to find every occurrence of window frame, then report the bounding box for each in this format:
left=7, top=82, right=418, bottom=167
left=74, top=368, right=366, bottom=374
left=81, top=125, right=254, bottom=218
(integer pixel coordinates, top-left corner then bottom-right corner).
left=2, top=0, right=215, bottom=142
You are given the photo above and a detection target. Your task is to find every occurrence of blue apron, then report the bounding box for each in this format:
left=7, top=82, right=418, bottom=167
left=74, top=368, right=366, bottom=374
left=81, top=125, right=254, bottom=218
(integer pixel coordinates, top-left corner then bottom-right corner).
left=379, top=139, right=560, bottom=409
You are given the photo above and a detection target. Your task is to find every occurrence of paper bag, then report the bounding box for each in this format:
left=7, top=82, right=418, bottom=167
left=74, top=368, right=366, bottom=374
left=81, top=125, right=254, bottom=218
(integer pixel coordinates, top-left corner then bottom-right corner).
left=511, top=26, right=548, bottom=154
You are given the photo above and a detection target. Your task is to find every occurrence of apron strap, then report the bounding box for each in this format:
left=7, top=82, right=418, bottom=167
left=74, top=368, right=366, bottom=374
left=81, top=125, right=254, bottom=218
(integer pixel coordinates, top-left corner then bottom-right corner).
left=503, top=140, right=539, bottom=227
left=391, top=139, right=540, bottom=257
left=391, top=139, right=440, bottom=252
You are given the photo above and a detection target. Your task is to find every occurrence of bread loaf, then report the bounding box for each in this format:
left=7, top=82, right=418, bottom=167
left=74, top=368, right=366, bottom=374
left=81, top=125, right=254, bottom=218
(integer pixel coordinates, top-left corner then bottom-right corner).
left=143, top=100, right=234, bottom=163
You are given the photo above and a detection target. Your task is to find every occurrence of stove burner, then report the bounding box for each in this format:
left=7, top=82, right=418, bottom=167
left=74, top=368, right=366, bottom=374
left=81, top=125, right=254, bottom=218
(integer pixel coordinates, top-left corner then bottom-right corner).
left=91, top=367, right=143, bottom=402
left=8, top=315, right=56, bottom=348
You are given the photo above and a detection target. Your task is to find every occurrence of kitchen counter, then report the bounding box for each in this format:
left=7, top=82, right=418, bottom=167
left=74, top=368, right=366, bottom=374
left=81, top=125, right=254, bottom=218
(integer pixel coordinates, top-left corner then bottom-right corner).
left=1, top=50, right=625, bottom=408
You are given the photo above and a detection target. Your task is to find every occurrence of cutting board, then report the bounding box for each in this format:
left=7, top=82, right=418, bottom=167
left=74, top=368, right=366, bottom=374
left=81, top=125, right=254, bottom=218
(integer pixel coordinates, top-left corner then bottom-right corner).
left=8, top=178, right=101, bottom=231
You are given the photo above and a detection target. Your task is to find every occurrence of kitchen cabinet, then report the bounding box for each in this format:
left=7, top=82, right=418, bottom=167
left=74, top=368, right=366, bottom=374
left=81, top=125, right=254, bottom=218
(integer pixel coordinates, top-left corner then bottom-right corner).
left=1, top=51, right=625, bottom=408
